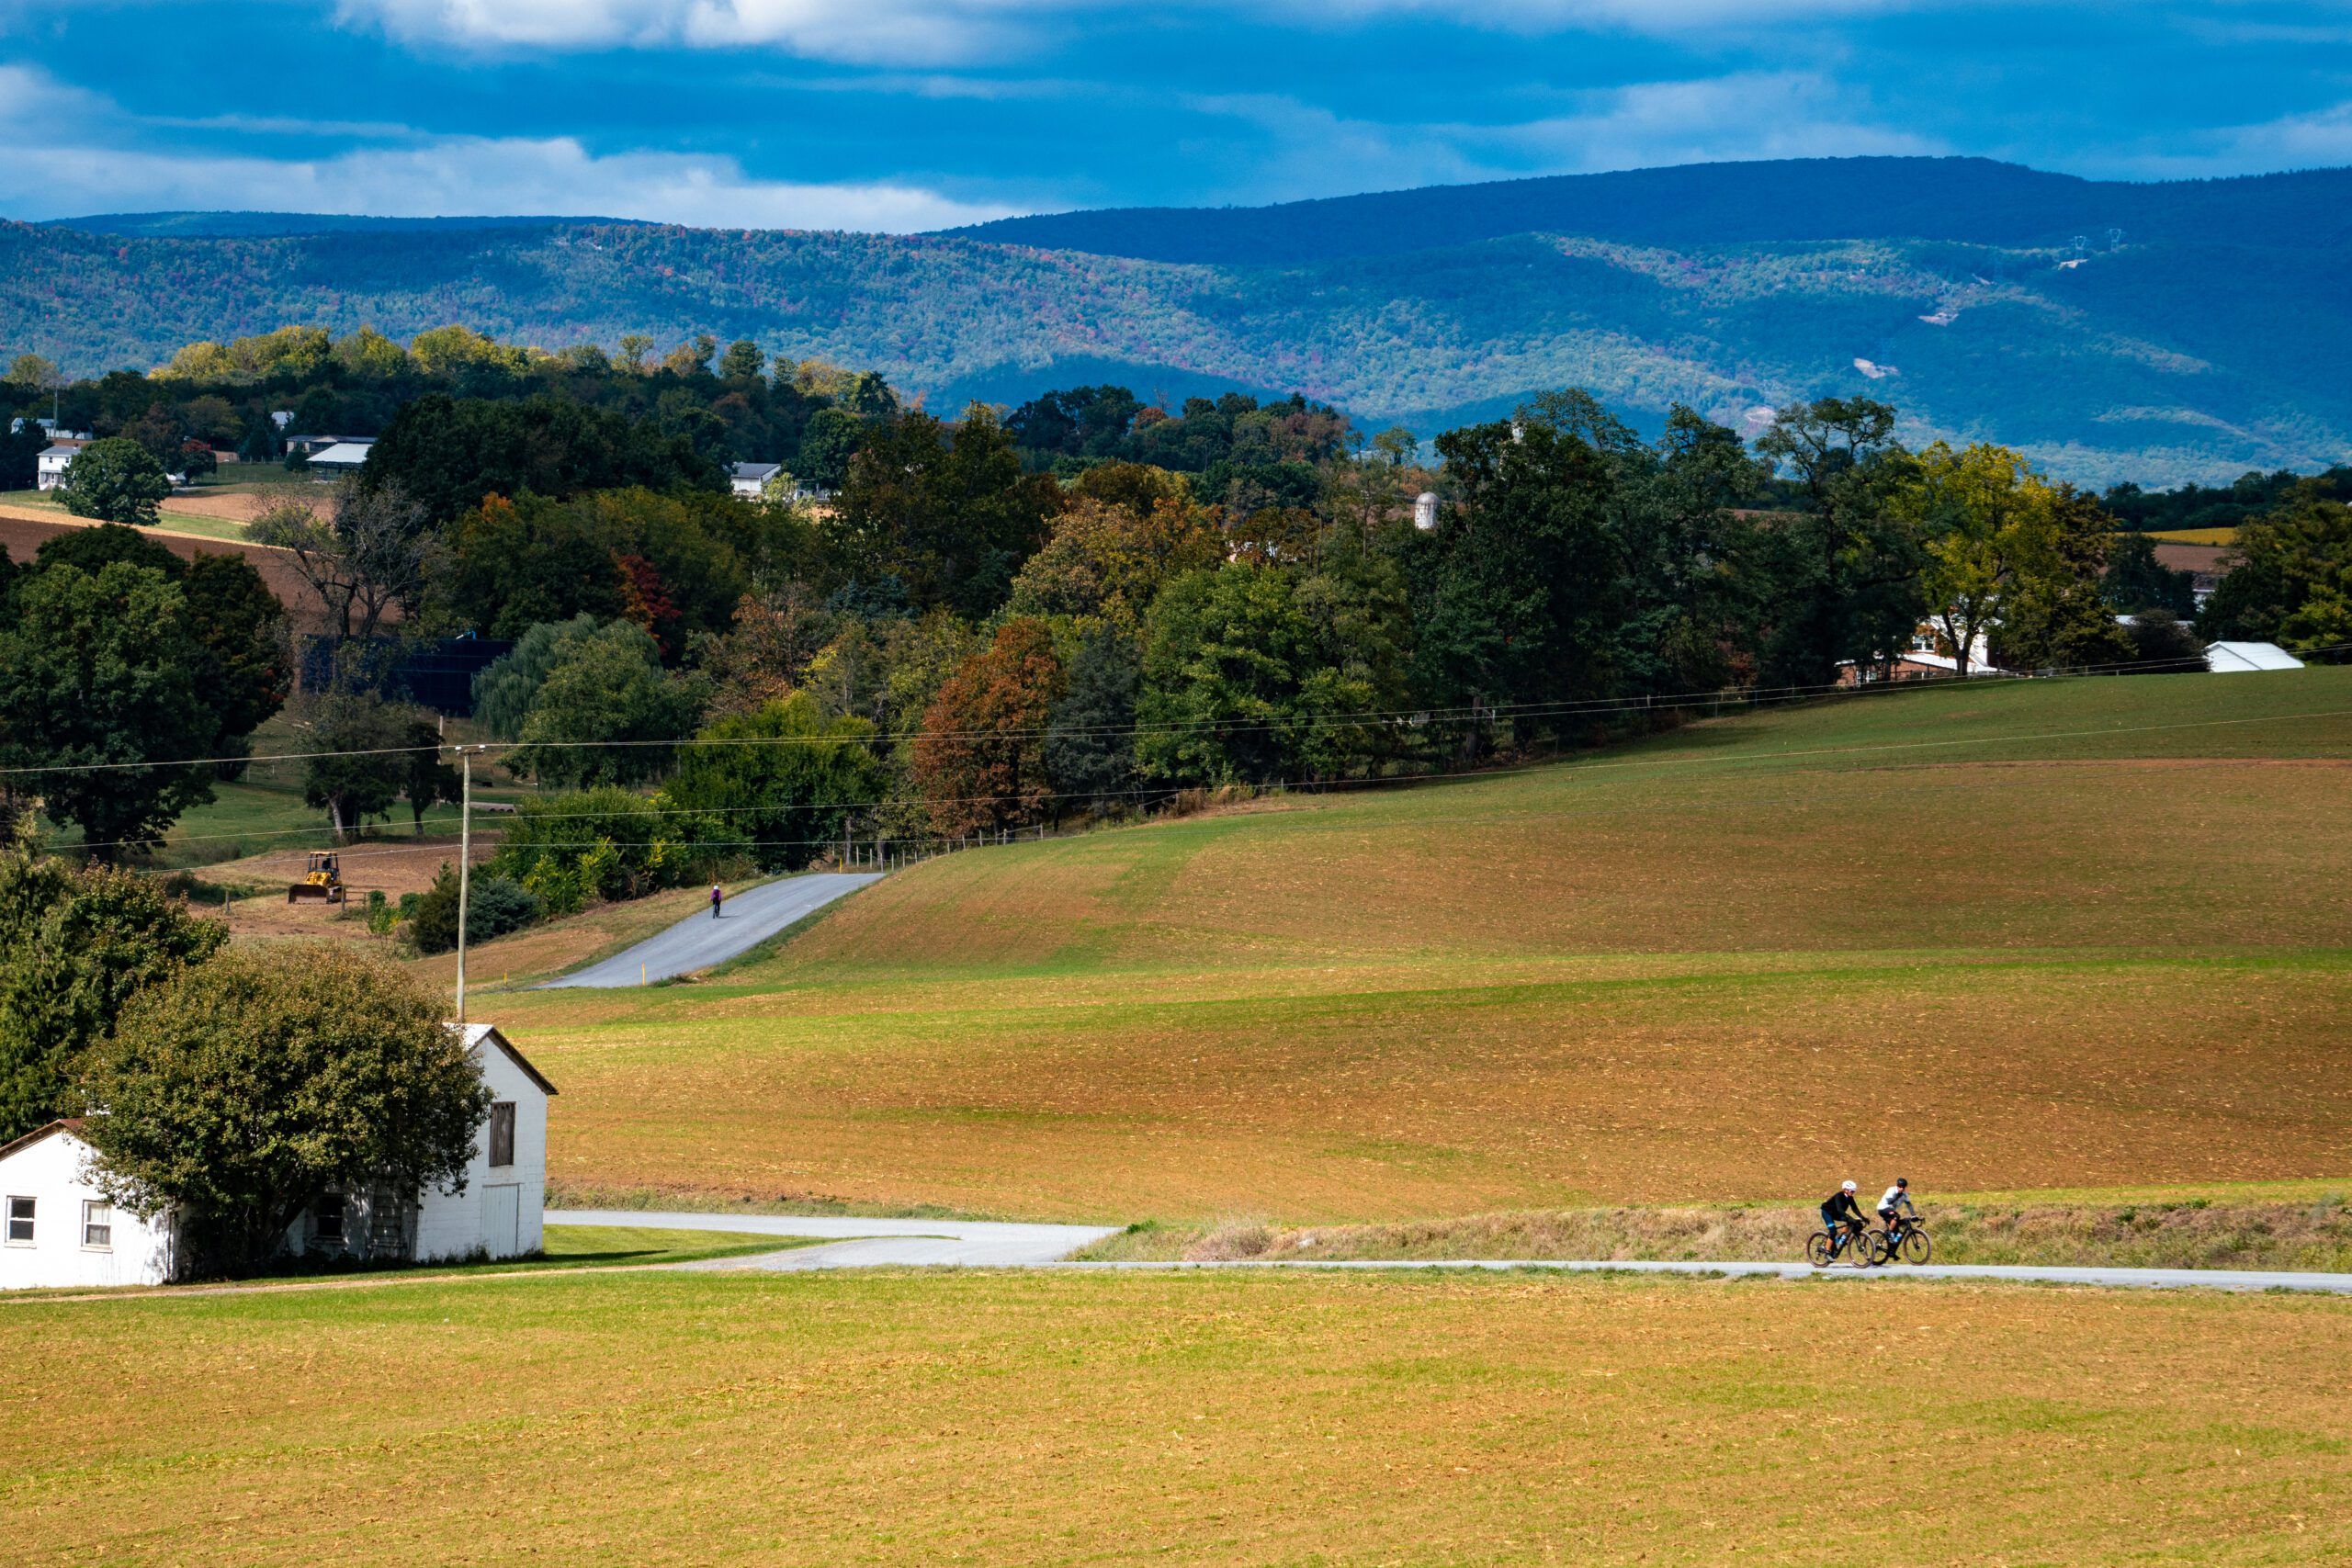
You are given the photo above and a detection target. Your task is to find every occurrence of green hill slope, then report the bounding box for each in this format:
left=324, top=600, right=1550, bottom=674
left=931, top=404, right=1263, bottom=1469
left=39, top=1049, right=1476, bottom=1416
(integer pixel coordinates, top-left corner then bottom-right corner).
left=7, top=157, right=2352, bottom=482
left=488, top=670, right=2352, bottom=1223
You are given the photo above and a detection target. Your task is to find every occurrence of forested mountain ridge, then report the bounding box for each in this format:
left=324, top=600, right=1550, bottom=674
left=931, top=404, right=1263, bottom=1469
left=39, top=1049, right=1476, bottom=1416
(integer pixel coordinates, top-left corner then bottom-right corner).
left=6, top=156, right=2350, bottom=485
left=947, top=157, right=2352, bottom=263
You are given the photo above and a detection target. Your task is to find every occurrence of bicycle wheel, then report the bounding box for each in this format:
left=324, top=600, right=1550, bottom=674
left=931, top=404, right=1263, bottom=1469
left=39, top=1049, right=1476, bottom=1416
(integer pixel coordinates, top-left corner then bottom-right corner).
left=1900, top=1227, right=1932, bottom=1265
left=1805, top=1231, right=1834, bottom=1269
left=1857, top=1230, right=1887, bottom=1266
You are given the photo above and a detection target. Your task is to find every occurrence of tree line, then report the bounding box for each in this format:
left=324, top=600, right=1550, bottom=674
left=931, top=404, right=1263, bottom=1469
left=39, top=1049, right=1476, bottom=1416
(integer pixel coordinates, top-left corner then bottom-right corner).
left=7, top=333, right=2349, bottom=942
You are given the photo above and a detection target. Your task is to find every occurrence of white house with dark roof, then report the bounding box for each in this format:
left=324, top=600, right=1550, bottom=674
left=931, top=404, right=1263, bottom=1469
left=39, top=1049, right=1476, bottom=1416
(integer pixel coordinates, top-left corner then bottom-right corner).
left=730, top=460, right=785, bottom=498
left=0, top=1023, right=554, bottom=1291
left=34, top=439, right=86, bottom=490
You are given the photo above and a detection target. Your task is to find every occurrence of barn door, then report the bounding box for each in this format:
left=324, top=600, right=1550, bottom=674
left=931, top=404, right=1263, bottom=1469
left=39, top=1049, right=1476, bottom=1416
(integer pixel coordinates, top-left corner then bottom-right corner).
left=482, top=1184, right=522, bottom=1257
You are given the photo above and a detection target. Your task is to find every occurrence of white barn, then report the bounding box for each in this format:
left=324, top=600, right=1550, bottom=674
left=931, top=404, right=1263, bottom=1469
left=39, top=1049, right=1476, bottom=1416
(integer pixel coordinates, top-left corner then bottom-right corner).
left=0, top=1023, right=554, bottom=1292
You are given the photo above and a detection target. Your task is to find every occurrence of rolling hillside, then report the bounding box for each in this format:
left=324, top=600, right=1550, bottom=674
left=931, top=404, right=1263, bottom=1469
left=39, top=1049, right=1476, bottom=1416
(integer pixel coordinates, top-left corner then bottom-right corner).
left=8, top=157, right=2352, bottom=482
left=482, top=668, right=2352, bottom=1223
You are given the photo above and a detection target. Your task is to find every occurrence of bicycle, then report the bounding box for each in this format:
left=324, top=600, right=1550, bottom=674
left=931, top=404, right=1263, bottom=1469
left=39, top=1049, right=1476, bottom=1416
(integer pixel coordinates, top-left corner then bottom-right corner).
left=1804, top=1224, right=1871, bottom=1268
left=1872, top=1214, right=1932, bottom=1265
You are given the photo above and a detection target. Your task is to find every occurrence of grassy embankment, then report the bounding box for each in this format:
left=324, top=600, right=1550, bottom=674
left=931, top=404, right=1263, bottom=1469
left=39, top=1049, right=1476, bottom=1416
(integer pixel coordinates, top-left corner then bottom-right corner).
left=464, top=667, right=2352, bottom=1232
left=3, top=1266, right=2347, bottom=1564
left=1081, top=1179, right=2352, bottom=1268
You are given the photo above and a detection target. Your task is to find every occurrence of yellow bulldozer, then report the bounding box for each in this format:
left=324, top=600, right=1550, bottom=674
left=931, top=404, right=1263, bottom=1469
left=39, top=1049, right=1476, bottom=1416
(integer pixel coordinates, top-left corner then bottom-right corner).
left=287, top=851, right=345, bottom=904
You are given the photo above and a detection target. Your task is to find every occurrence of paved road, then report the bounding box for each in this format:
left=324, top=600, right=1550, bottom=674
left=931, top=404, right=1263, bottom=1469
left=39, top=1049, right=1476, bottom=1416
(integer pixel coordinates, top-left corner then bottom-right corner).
left=1065, top=1258, right=2352, bottom=1293
left=549, top=1209, right=1121, bottom=1269
left=548, top=1213, right=2352, bottom=1292
left=537, top=874, right=880, bottom=988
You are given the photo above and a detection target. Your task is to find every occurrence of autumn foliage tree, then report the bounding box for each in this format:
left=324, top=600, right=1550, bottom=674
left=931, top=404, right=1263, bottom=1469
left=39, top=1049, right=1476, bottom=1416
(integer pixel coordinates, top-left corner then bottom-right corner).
left=910, top=617, right=1066, bottom=836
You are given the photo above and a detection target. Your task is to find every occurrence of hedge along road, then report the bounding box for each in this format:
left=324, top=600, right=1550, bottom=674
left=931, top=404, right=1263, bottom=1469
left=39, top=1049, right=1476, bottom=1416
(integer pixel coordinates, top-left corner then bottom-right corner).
left=537, top=873, right=881, bottom=988
left=548, top=1213, right=2352, bottom=1292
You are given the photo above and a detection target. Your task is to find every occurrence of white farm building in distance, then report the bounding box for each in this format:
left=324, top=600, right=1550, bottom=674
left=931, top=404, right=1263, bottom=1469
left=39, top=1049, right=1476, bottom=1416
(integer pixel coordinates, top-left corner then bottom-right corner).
left=0, top=1024, right=554, bottom=1291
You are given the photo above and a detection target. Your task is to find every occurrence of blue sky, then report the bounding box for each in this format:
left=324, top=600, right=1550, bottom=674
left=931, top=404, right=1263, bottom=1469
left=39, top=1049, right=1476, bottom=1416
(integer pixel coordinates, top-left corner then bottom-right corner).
left=1, top=1, right=2348, bottom=229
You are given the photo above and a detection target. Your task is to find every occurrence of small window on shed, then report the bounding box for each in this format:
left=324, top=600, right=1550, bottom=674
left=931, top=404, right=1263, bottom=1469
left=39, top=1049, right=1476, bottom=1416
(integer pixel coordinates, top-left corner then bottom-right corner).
left=82, top=1201, right=111, bottom=1249
left=4, top=1195, right=31, bottom=1245
left=489, top=1102, right=516, bottom=1168
left=313, top=1193, right=345, bottom=1243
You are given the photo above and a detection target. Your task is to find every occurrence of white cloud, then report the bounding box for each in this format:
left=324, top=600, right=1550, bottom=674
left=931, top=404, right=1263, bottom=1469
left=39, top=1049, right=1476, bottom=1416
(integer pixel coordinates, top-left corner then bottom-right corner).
left=339, top=0, right=1051, bottom=65
left=334, top=0, right=1926, bottom=63
left=1193, top=72, right=1940, bottom=202
left=1489, top=72, right=1942, bottom=173
left=2082, top=97, right=2352, bottom=178
left=0, top=65, right=1015, bottom=230
left=2202, top=99, right=2352, bottom=168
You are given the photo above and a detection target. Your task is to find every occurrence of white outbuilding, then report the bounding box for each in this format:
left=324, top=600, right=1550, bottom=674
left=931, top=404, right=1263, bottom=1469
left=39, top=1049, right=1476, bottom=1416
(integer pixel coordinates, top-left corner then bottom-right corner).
left=2203, top=640, right=2304, bottom=673
left=0, top=1022, right=555, bottom=1292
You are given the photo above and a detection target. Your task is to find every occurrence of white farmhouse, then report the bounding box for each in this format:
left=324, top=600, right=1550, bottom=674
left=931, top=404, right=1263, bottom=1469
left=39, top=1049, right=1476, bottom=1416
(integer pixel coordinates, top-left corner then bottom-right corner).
left=34, top=439, right=85, bottom=490
left=730, top=460, right=784, bottom=499
left=0, top=1023, right=555, bottom=1292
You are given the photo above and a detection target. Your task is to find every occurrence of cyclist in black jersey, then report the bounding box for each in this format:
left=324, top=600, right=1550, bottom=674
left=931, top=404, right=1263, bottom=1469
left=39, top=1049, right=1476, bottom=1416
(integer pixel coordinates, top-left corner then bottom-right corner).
left=1821, top=1180, right=1868, bottom=1261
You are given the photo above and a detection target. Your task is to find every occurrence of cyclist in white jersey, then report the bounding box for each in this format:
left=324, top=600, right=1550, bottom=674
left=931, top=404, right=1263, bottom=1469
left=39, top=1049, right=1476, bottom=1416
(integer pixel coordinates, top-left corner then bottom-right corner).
left=1877, top=1178, right=1916, bottom=1229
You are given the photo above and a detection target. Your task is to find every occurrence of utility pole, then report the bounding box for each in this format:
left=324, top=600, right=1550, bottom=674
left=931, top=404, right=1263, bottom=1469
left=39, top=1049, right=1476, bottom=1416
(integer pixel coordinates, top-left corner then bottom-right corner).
left=453, top=744, right=487, bottom=1024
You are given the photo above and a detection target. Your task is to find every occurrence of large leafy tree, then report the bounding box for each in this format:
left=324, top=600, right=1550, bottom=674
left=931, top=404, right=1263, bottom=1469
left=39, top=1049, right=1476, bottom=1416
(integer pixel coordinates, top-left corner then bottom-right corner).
left=1005, top=472, right=1221, bottom=631
left=1889, top=441, right=2064, bottom=678
left=911, top=617, right=1067, bottom=835
left=300, top=688, right=426, bottom=840
left=1995, top=487, right=2137, bottom=672
left=470, top=615, right=608, bottom=739
left=361, top=392, right=722, bottom=524
left=433, top=488, right=756, bottom=648
left=77, top=947, right=491, bottom=1279
left=2199, top=481, right=2352, bottom=653
left=1044, top=629, right=1143, bottom=811
left=666, top=693, right=884, bottom=871
left=832, top=406, right=1058, bottom=617
left=10, top=526, right=288, bottom=791
left=0, top=559, right=224, bottom=858
left=507, top=620, right=704, bottom=788
left=1751, top=397, right=1924, bottom=686
left=52, top=436, right=172, bottom=525
left=1139, top=558, right=1409, bottom=786
left=0, top=844, right=226, bottom=1143
left=1413, top=411, right=1619, bottom=723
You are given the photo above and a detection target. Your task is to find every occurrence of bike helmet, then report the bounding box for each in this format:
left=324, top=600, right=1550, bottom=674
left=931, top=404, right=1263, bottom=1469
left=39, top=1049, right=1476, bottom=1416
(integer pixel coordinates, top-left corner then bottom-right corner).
left=1894, top=1177, right=1907, bottom=1187
left=1841, top=1180, right=1858, bottom=1192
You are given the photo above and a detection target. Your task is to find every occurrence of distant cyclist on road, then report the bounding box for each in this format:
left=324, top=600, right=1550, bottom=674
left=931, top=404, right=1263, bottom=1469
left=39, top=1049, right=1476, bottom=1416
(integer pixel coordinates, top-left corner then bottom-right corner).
left=710, top=881, right=723, bottom=919
left=1821, top=1180, right=1868, bottom=1261
left=1877, top=1178, right=1917, bottom=1231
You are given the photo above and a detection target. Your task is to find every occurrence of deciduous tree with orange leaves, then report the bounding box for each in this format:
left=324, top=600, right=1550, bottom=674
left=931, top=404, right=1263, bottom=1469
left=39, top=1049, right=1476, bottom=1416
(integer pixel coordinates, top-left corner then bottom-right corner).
left=911, top=617, right=1067, bottom=837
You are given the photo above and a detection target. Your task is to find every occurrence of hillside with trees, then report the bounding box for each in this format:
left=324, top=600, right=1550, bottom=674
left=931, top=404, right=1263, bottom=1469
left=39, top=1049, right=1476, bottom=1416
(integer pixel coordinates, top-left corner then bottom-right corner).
left=6, top=157, right=2352, bottom=484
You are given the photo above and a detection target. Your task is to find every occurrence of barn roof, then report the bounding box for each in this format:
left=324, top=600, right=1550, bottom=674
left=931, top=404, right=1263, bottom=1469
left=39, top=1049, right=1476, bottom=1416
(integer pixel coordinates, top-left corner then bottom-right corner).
left=0, top=1118, right=87, bottom=1165
left=452, top=1022, right=559, bottom=1098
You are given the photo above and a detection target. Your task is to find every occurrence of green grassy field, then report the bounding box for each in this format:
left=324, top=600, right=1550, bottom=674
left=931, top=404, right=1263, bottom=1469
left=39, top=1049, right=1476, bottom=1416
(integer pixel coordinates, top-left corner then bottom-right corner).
left=473, top=668, right=2352, bottom=1224
left=4, top=1266, right=2346, bottom=1565
left=0, top=486, right=255, bottom=541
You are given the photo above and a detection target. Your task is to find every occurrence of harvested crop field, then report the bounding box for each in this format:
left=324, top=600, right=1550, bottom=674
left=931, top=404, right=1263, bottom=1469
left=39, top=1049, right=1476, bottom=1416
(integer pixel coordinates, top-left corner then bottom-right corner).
left=4, top=1267, right=2347, bottom=1565
left=486, top=669, right=2352, bottom=1222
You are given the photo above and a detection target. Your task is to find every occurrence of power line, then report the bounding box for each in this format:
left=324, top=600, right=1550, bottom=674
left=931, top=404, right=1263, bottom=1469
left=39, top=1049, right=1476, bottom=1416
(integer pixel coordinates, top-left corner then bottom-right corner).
left=61, top=704, right=2352, bottom=859
left=7, top=640, right=2337, bottom=782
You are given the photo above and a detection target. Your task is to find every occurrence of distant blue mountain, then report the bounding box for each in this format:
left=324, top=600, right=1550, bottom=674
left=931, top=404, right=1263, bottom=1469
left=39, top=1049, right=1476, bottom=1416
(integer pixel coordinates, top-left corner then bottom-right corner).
left=40, top=211, right=632, bottom=239
left=9, top=157, right=2351, bottom=484
left=944, top=156, right=2352, bottom=263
